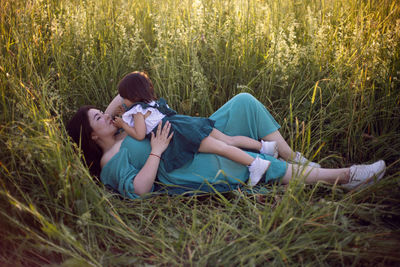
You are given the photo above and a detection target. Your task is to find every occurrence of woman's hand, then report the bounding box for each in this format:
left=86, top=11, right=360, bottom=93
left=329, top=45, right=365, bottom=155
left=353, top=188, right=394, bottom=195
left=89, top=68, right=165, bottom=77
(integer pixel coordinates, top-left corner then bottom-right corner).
left=150, top=121, right=173, bottom=156
left=133, top=121, right=173, bottom=196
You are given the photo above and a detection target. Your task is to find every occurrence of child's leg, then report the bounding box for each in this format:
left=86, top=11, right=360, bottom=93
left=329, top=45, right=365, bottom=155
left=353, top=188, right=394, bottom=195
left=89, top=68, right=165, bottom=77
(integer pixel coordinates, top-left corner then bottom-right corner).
left=210, top=129, right=278, bottom=157
left=209, top=129, right=262, bottom=151
left=199, top=135, right=271, bottom=186
left=198, top=135, right=255, bottom=165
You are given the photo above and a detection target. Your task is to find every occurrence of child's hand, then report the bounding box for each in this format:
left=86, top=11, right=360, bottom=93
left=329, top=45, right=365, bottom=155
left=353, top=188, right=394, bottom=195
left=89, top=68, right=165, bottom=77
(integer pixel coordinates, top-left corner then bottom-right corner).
left=115, top=105, right=125, bottom=116
left=113, top=116, right=126, bottom=128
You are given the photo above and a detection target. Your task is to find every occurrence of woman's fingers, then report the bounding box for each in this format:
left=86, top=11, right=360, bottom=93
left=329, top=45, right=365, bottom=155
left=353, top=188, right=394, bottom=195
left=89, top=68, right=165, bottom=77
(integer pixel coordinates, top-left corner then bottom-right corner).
left=150, top=121, right=172, bottom=154
left=160, top=121, right=171, bottom=137
left=167, top=131, right=174, bottom=141
left=156, top=121, right=162, bottom=136
left=167, top=123, right=173, bottom=140
left=153, top=121, right=173, bottom=142
left=164, top=122, right=171, bottom=137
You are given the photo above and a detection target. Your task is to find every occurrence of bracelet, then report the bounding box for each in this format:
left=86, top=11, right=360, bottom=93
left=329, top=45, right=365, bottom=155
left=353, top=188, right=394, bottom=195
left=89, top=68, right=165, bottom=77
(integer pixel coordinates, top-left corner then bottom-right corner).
left=149, top=153, right=161, bottom=159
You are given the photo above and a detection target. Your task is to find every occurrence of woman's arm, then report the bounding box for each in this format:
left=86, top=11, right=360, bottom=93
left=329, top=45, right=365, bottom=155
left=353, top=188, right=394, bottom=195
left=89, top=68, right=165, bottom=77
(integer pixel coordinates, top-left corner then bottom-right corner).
left=133, top=121, right=173, bottom=195
left=105, top=94, right=123, bottom=117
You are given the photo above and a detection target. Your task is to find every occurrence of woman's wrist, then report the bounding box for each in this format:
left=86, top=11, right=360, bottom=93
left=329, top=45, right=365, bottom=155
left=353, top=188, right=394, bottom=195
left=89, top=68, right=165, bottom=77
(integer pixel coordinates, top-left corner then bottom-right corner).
left=150, top=148, right=163, bottom=158
left=149, top=153, right=161, bottom=159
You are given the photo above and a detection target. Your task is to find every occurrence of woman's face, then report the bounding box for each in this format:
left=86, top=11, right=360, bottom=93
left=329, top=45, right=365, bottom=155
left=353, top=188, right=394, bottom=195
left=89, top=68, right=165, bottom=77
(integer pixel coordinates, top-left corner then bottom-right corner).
left=88, top=108, right=117, bottom=139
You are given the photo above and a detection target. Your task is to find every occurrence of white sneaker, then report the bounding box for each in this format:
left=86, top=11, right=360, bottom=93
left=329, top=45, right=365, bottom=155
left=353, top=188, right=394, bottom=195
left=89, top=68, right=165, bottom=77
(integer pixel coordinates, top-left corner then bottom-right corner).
left=291, top=152, right=321, bottom=168
left=260, top=140, right=278, bottom=158
left=342, top=160, right=386, bottom=190
left=248, top=157, right=271, bottom=186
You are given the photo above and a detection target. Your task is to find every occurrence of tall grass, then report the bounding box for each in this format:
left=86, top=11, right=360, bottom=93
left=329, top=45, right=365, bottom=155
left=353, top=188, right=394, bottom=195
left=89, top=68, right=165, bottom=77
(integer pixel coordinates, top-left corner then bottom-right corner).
left=1, top=0, right=400, bottom=265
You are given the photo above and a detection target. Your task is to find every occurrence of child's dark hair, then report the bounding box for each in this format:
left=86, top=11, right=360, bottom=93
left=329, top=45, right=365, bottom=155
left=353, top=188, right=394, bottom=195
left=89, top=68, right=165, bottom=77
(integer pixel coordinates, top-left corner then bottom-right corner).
left=118, top=71, right=157, bottom=103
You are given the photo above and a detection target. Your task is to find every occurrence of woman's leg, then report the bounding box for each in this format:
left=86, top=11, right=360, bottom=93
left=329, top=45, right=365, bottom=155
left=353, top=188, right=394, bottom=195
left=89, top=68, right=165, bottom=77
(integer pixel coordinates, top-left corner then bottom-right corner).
left=262, top=130, right=320, bottom=168
left=210, top=93, right=312, bottom=163
left=210, top=93, right=291, bottom=158
left=281, top=164, right=350, bottom=184
left=210, top=93, right=282, bottom=141
left=281, top=160, right=386, bottom=190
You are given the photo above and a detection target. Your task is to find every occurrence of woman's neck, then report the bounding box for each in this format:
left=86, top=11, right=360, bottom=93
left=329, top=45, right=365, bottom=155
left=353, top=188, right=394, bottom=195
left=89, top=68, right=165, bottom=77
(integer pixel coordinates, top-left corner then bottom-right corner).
left=98, top=136, right=117, bottom=153
left=98, top=131, right=123, bottom=152
left=98, top=131, right=127, bottom=168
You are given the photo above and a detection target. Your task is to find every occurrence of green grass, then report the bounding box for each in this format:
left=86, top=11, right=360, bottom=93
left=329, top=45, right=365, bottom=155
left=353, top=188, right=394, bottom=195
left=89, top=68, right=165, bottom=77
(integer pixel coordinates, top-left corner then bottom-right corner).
left=1, top=0, right=400, bottom=265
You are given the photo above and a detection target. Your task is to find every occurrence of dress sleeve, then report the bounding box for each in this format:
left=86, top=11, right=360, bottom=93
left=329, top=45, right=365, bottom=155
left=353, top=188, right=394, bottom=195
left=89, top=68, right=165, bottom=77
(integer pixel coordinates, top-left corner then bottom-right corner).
left=100, top=147, right=154, bottom=199
left=122, top=105, right=154, bottom=127
left=125, top=105, right=152, bottom=116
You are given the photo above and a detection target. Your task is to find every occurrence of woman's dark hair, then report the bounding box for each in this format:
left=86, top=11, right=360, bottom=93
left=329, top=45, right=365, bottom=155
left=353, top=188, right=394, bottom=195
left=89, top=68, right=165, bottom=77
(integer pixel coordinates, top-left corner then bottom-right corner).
left=118, top=71, right=157, bottom=103
left=66, top=105, right=102, bottom=177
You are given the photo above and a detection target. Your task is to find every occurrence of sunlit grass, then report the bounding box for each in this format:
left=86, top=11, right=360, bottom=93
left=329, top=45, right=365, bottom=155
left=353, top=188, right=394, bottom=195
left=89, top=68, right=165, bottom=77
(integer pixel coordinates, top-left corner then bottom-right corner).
left=1, top=0, right=400, bottom=265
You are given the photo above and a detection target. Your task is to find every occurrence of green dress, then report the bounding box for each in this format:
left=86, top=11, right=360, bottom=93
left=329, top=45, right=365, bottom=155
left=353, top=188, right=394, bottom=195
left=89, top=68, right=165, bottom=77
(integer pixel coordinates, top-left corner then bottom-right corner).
left=101, top=93, right=287, bottom=199
left=126, top=98, right=216, bottom=172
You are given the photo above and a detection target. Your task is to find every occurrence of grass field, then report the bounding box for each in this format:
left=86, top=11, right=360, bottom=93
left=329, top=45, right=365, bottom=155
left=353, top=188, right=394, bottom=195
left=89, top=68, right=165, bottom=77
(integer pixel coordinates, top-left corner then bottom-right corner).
left=1, top=0, right=400, bottom=265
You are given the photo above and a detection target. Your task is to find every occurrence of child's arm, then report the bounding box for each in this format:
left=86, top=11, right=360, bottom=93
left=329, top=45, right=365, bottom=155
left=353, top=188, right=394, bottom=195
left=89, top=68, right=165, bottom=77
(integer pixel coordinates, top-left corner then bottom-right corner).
left=113, top=113, right=147, bottom=140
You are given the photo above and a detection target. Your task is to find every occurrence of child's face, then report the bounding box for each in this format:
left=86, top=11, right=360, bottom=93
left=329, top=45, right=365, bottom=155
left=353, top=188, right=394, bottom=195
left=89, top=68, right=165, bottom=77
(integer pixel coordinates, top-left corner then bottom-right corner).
left=122, top=98, right=134, bottom=108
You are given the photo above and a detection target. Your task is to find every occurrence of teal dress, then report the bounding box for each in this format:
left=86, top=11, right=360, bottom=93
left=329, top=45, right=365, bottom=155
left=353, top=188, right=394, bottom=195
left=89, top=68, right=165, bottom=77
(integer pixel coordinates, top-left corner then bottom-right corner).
left=101, top=93, right=287, bottom=199
left=125, top=98, right=215, bottom=172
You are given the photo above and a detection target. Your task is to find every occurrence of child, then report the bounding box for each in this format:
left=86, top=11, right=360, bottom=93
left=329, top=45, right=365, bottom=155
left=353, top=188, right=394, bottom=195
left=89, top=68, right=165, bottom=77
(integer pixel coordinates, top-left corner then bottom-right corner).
left=113, top=72, right=279, bottom=186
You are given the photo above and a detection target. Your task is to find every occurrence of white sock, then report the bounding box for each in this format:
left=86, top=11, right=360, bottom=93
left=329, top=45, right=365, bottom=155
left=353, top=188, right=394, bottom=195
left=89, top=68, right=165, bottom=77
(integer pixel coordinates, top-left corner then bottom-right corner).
left=248, top=157, right=271, bottom=186
left=260, top=140, right=278, bottom=158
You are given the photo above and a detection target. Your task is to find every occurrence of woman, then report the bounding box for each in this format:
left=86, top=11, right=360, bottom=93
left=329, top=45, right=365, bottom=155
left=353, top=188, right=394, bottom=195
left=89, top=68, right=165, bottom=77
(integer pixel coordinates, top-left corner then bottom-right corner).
left=67, top=93, right=386, bottom=199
